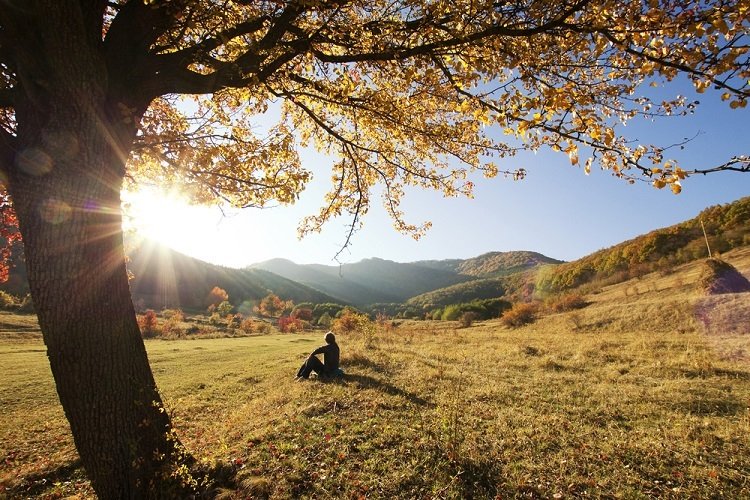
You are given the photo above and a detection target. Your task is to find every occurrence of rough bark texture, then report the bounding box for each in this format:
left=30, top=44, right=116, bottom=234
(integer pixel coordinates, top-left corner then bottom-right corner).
left=5, top=1, right=187, bottom=497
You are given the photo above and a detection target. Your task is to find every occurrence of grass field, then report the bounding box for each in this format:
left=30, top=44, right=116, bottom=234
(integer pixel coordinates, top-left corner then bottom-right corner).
left=2, top=252, right=750, bottom=498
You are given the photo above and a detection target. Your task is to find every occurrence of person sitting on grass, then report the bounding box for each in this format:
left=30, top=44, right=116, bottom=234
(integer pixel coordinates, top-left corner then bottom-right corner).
left=296, top=331, right=341, bottom=380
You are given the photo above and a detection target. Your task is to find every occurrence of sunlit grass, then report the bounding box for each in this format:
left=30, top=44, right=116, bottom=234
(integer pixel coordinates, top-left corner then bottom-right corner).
left=2, top=301, right=749, bottom=498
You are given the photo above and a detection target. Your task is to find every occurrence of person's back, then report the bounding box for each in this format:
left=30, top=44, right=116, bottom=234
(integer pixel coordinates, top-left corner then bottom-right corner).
left=296, top=331, right=341, bottom=380
left=322, top=340, right=339, bottom=372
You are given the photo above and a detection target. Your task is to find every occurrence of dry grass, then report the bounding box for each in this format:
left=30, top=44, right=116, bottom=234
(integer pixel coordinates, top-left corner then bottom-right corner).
left=2, top=252, right=750, bottom=498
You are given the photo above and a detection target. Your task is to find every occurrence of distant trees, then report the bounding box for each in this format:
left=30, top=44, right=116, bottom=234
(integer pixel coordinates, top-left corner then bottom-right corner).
left=206, top=286, right=230, bottom=310
left=256, top=293, right=285, bottom=317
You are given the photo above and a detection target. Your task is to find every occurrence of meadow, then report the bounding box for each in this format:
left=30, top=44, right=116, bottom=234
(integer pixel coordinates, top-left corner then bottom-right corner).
left=1, top=252, right=750, bottom=498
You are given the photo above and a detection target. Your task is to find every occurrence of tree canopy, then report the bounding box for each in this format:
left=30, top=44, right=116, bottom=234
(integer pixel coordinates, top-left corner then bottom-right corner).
left=4, top=0, right=748, bottom=250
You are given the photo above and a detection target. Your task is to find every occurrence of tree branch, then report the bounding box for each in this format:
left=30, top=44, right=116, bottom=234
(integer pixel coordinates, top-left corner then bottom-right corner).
left=311, top=0, right=591, bottom=64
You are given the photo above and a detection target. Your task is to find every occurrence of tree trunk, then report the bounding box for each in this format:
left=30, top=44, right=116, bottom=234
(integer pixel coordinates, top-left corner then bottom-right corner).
left=9, top=129, right=192, bottom=498
left=0, top=2, right=210, bottom=495
left=5, top=4, right=190, bottom=494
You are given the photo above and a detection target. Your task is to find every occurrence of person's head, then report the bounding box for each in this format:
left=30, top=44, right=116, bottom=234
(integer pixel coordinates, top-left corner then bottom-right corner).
left=324, top=331, right=336, bottom=344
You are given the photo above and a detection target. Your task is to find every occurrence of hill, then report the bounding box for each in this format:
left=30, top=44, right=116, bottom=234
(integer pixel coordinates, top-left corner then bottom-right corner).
left=406, top=278, right=507, bottom=308
left=416, top=251, right=563, bottom=277
left=247, top=258, right=399, bottom=305
left=251, top=257, right=476, bottom=305
left=127, top=240, right=340, bottom=310
left=406, top=270, right=537, bottom=309
left=536, top=196, right=750, bottom=294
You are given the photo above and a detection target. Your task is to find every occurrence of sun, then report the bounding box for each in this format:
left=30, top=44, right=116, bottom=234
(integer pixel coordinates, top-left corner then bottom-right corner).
left=120, top=186, right=277, bottom=267
left=121, top=187, right=197, bottom=250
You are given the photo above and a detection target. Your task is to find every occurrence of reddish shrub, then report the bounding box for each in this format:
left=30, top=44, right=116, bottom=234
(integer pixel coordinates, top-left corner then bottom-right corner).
left=292, top=307, right=313, bottom=321
left=501, top=303, right=538, bottom=328
left=278, top=315, right=304, bottom=333
left=137, top=309, right=159, bottom=337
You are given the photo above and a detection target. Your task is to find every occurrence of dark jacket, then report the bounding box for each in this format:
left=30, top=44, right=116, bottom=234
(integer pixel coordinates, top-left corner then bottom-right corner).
left=311, top=342, right=340, bottom=372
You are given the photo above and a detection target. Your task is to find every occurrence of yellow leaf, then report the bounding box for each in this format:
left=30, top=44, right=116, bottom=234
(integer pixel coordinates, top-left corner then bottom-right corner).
left=670, top=181, right=682, bottom=194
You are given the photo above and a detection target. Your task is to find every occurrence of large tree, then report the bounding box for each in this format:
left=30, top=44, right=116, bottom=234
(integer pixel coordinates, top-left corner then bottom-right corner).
left=0, top=0, right=748, bottom=496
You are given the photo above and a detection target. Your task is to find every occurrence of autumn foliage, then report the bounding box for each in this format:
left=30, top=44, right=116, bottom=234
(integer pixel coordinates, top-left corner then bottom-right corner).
left=277, top=315, right=304, bottom=333
left=501, top=303, right=539, bottom=328
left=137, top=310, right=159, bottom=338
left=206, top=287, right=229, bottom=310
left=256, top=293, right=286, bottom=317
left=0, top=191, right=20, bottom=283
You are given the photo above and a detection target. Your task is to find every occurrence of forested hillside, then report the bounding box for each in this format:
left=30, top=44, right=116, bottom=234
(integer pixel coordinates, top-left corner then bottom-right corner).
left=415, top=251, right=563, bottom=277
left=406, top=270, right=537, bottom=309
left=252, top=257, right=476, bottom=305
left=128, top=241, right=339, bottom=310
left=537, top=196, right=750, bottom=293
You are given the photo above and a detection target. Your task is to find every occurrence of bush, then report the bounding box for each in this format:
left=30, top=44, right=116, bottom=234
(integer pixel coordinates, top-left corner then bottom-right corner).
left=0, top=290, right=17, bottom=309
left=291, top=307, right=313, bottom=321
left=162, top=308, right=185, bottom=322
left=138, top=309, right=159, bottom=337
left=316, top=312, right=332, bottom=328
left=161, top=318, right=184, bottom=338
left=459, top=311, right=479, bottom=328
left=206, top=286, right=229, bottom=310
left=255, top=321, right=272, bottom=334
left=441, top=304, right=462, bottom=321
left=501, top=303, right=538, bottom=328
left=278, top=315, right=304, bottom=333
left=548, top=293, right=588, bottom=313
left=215, top=300, right=234, bottom=316
left=332, top=309, right=370, bottom=334
left=227, top=313, right=243, bottom=329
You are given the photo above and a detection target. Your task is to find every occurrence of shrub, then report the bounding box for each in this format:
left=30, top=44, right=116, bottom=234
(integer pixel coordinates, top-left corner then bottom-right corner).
left=501, top=303, right=538, bottom=328
left=0, top=290, right=17, bottom=309
left=138, top=309, right=159, bottom=337
left=239, top=318, right=260, bottom=334
left=316, top=312, right=332, bottom=328
left=255, top=321, right=272, bottom=334
left=292, top=307, right=313, bottom=321
left=332, top=309, right=370, bottom=334
left=256, top=293, right=284, bottom=317
left=161, top=308, right=185, bottom=322
left=548, top=293, right=588, bottom=313
left=161, top=318, right=184, bottom=338
left=441, top=304, right=462, bottom=321
left=278, top=315, right=304, bottom=333
left=459, top=311, right=479, bottom=328
left=206, top=286, right=229, bottom=310
left=214, top=300, right=234, bottom=316
left=227, top=313, right=243, bottom=329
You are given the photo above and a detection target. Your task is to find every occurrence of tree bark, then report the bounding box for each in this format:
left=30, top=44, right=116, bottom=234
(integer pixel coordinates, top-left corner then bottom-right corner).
left=9, top=119, right=191, bottom=499
left=4, top=3, right=190, bottom=497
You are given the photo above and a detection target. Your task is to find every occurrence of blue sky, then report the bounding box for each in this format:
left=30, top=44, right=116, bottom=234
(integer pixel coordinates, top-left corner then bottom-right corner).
left=128, top=81, right=749, bottom=268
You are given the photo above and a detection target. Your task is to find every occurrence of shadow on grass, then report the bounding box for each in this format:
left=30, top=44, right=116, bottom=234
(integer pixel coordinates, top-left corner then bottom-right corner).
left=318, top=372, right=434, bottom=408
left=342, top=352, right=389, bottom=373
left=5, top=459, right=85, bottom=497
left=678, top=397, right=746, bottom=417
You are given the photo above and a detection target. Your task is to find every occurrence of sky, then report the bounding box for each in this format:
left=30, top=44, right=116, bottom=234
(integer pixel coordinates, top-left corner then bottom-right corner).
left=124, top=80, right=750, bottom=268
